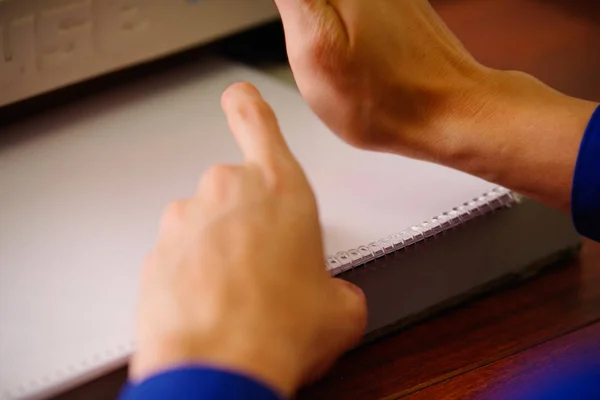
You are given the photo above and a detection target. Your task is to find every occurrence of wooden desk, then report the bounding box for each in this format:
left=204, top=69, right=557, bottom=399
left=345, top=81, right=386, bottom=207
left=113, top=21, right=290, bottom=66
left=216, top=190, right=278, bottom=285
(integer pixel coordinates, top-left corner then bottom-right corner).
left=54, top=1, right=600, bottom=399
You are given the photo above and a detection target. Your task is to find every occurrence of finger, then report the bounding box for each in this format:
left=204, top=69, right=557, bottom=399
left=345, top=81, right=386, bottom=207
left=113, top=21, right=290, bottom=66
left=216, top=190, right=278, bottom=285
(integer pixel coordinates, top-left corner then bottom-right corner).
left=221, top=82, right=298, bottom=176
left=197, top=164, right=241, bottom=194
left=155, top=199, right=191, bottom=254
left=196, top=164, right=246, bottom=205
left=300, top=278, right=366, bottom=386
left=159, top=199, right=190, bottom=233
left=330, top=278, right=367, bottom=350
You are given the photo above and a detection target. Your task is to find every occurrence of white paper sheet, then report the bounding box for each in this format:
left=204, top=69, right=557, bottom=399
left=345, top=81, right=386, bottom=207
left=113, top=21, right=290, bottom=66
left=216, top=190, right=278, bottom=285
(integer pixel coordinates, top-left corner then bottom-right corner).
left=0, top=58, right=496, bottom=399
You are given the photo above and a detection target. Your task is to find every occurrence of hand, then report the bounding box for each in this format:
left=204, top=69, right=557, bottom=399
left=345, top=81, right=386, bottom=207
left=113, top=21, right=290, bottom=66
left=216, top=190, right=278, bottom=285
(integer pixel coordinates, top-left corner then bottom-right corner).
left=273, top=0, right=598, bottom=212
left=273, top=0, right=488, bottom=161
left=130, top=83, right=367, bottom=397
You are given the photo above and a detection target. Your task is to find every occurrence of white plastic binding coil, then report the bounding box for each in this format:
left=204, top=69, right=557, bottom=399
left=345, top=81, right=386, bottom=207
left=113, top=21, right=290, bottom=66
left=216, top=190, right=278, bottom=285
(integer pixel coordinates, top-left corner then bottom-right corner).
left=325, top=187, right=517, bottom=276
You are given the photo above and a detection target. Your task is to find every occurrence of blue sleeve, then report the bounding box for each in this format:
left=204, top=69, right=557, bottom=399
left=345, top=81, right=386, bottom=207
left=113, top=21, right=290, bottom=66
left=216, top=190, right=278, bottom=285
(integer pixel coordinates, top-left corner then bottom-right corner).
left=118, top=367, right=284, bottom=400
left=572, top=105, right=600, bottom=242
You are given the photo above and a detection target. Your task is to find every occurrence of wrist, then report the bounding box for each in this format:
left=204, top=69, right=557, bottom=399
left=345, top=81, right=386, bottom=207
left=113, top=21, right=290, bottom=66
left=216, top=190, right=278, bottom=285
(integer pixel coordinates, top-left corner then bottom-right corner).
left=120, top=367, right=284, bottom=400
left=130, top=333, right=300, bottom=397
left=430, top=68, right=598, bottom=212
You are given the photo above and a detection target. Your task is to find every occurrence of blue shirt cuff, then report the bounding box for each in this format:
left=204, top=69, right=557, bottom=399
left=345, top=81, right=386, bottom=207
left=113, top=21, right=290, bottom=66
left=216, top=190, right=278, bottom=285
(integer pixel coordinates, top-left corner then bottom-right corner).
left=572, top=105, right=600, bottom=242
left=118, top=367, right=284, bottom=400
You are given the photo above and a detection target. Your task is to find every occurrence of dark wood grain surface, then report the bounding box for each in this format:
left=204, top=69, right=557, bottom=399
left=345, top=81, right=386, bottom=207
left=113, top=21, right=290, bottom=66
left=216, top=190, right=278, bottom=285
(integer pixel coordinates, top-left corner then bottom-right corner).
left=54, top=0, right=600, bottom=399
left=403, top=322, right=600, bottom=400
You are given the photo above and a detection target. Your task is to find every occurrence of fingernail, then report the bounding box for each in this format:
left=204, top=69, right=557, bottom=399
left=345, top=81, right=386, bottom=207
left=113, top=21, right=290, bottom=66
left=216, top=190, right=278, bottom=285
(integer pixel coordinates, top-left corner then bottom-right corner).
left=223, top=83, right=260, bottom=108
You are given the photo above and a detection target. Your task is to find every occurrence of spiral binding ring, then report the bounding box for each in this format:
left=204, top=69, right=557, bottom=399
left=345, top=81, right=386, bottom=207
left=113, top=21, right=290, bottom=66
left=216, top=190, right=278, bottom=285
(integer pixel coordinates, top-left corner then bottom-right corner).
left=325, top=187, right=517, bottom=276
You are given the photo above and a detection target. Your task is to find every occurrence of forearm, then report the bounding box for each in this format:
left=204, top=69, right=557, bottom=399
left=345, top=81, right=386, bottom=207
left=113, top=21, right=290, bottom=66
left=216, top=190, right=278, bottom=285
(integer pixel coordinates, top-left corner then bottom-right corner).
left=435, top=69, right=598, bottom=213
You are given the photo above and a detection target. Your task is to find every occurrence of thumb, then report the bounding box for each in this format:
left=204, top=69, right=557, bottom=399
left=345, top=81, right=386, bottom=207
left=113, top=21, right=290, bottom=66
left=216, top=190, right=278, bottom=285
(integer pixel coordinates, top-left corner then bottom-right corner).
left=330, top=278, right=367, bottom=350
left=303, top=278, right=366, bottom=385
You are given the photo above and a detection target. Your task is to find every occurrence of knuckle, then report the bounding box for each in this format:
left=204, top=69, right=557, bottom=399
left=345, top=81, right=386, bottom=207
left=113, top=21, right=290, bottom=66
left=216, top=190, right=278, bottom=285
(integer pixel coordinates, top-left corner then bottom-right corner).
left=260, top=165, right=291, bottom=195
left=201, top=165, right=235, bottom=183
left=199, top=165, right=239, bottom=200
left=268, top=175, right=286, bottom=195
left=161, top=200, right=187, bottom=226
left=201, top=164, right=236, bottom=185
left=267, top=162, right=309, bottom=195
